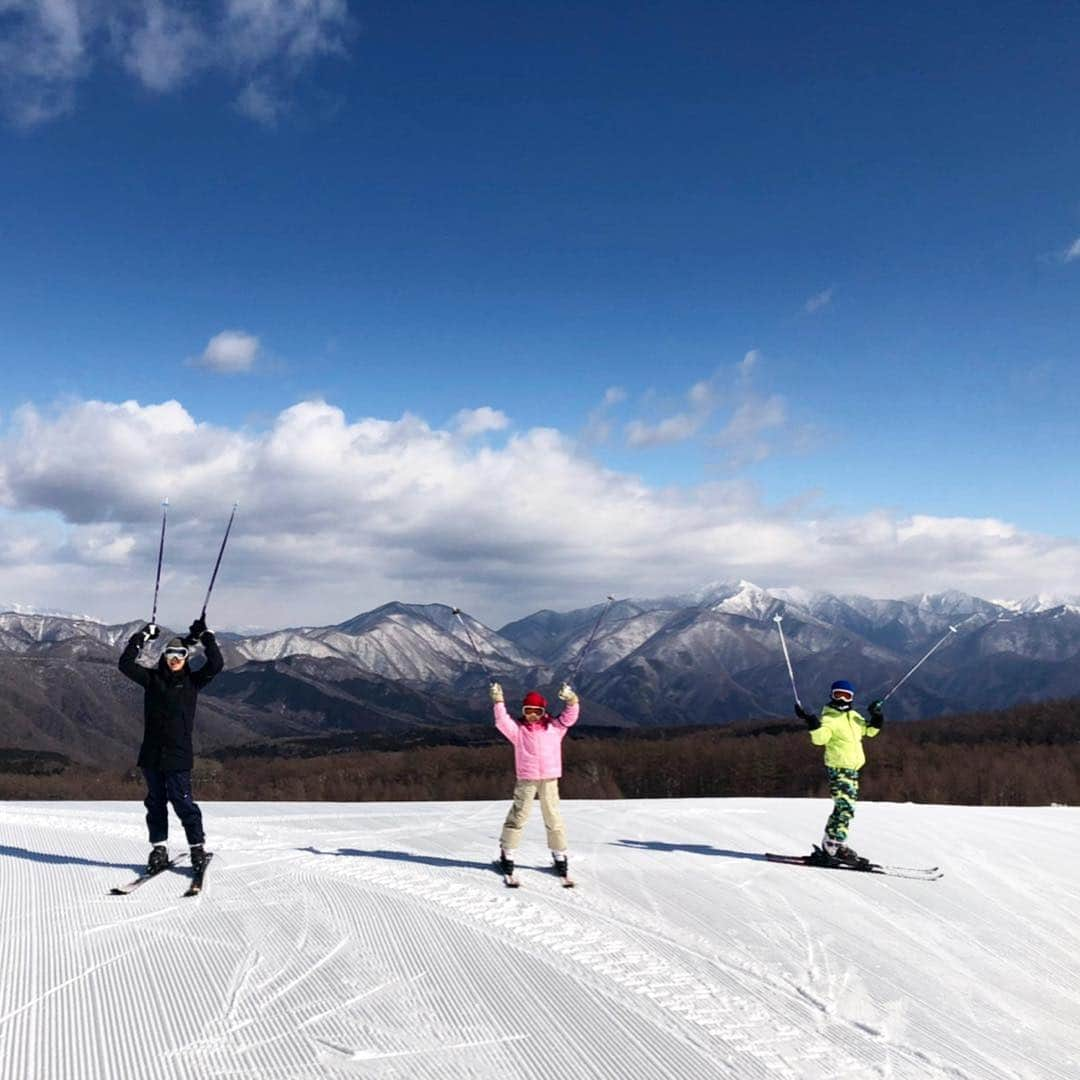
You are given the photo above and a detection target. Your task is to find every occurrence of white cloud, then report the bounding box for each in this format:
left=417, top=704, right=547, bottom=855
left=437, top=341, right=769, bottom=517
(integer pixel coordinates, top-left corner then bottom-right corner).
left=715, top=394, right=787, bottom=466
left=119, top=0, right=206, bottom=93
left=803, top=287, right=834, bottom=314
left=0, top=0, right=351, bottom=127
left=736, top=349, right=760, bottom=382
left=624, top=353, right=776, bottom=452
left=221, top=0, right=349, bottom=69
left=582, top=386, right=627, bottom=445
left=452, top=406, right=509, bottom=439
left=1064, top=238, right=1080, bottom=263
left=1, top=395, right=1079, bottom=628
left=687, top=378, right=717, bottom=409
left=196, top=330, right=260, bottom=373
left=624, top=372, right=723, bottom=448
left=626, top=412, right=704, bottom=448
left=234, top=79, right=285, bottom=125
left=0, top=0, right=86, bottom=126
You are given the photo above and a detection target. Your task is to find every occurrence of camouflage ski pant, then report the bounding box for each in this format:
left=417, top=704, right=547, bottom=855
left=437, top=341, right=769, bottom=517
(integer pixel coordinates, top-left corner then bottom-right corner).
left=824, top=767, right=860, bottom=842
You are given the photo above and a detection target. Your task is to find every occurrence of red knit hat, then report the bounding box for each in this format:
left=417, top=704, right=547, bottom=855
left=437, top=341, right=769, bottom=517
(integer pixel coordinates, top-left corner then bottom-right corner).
left=522, top=691, right=547, bottom=710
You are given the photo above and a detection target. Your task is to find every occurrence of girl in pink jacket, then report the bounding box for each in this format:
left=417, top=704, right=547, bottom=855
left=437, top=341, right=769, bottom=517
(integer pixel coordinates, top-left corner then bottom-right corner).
left=491, top=681, right=579, bottom=884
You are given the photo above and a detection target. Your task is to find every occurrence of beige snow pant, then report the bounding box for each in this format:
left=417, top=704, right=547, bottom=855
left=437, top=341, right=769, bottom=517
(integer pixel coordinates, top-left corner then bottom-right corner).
left=500, top=779, right=567, bottom=853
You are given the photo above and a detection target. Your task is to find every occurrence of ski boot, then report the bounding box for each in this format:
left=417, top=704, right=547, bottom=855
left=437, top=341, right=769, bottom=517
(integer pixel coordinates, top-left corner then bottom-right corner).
left=189, top=845, right=209, bottom=873
left=498, top=850, right=515, bottom=877
left=818, top=839, right=869, bottom=868
left=831, top=844, right=863, bottom=865
left=147, top=845, right=169, bottom=875
left=551, top=852, right=574, bottom=886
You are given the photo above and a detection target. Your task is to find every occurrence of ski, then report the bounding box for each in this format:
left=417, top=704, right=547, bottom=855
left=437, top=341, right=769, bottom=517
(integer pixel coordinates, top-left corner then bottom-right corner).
left=110, top=855, right=186, bottom=895
left=183, top=852, right=214, bottom=897
left=765, top=851, right=942, bottom=881
left=870, top=860, right=941, bottom=875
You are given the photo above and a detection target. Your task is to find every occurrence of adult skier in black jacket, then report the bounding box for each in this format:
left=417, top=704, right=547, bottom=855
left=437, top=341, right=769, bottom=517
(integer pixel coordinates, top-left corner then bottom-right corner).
left=119, top=617, right=224, bottom=874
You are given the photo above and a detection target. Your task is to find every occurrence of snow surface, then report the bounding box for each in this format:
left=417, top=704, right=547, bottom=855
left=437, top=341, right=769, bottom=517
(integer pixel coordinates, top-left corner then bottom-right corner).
left=1, top=798, right=1077, bottom=1079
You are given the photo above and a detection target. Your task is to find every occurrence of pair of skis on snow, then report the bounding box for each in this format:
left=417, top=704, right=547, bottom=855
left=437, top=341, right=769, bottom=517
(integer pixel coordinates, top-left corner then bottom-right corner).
left=497, top=861, right=575, bottom=889
left=110, top=853, right=215, bottom=897
left=765, top=846, right=942, bottom=881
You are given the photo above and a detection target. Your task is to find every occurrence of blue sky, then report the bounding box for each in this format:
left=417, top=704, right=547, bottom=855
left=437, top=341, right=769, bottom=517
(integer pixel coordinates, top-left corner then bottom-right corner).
left=0, top=2, right=1078, bottom=627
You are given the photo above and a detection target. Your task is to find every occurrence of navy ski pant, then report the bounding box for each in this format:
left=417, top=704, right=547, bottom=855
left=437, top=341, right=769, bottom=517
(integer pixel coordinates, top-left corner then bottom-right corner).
left=142, top=769, right=205, bottom=846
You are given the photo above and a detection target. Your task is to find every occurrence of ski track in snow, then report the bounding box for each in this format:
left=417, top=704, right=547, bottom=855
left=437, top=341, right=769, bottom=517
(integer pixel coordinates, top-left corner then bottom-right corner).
left=0, top=799, right=1077, bottom=1079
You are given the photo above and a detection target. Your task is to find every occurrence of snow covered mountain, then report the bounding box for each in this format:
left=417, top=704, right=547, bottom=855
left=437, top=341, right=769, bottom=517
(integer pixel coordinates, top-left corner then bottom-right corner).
left=2, top=798, right=1077, bottom=1079
left=233, top=602, right=549, bottom=689
left=996, top=592, right=1080, bottom=613
left=0, top=611, right=143, bottom=656
left=5, top=580, right=1080, bottom=762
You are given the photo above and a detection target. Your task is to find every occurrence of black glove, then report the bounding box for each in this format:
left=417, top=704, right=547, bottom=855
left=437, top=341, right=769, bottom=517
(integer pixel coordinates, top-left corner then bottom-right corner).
left=131, top=623, right=159, bottom=647
left=868, top=699, right=885, bottom=727
left=795, top=704, right=820, bottom=730
left=189, top=617, right=208, bottom=640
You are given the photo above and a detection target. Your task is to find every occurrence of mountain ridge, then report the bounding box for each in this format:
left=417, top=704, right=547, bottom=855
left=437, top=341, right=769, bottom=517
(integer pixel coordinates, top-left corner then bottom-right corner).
left=2, top=582, right=1078, bottom=765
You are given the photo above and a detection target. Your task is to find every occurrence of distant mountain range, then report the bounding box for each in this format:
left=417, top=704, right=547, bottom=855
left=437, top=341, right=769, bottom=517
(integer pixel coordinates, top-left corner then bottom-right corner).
left=2, top=582, right=1079, bottom=766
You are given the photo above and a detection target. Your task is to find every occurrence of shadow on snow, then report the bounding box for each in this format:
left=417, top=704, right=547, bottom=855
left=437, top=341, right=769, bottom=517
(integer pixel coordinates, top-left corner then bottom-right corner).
left=612, top=839, right=770, bottom=862
left=303, top=842, right=776, bottom=869
left=0, top=844, right=142, bottom=872
left=300, top=846, right=498, bottom=872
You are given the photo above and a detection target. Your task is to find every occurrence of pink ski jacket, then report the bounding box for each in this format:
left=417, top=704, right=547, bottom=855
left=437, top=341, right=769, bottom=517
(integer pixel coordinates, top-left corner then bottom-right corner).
left=494, top=702, right=580, bottom=780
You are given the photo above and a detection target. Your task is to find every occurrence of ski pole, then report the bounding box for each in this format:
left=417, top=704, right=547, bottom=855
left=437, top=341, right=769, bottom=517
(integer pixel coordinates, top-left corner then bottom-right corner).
left=150, top=497, right=169, bottom=625
left=451, top=607, right=495, bottom=683
left=567, top=595, right=616, bottom=684
left=773, top=614, right=802, bottom=708
left=881, top=625, right=959, bottom=703
left=199, top=502, right=238, bottom=620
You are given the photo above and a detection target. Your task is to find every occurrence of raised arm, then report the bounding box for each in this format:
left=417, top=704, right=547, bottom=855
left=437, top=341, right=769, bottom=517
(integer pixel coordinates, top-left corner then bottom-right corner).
left=553, top=683, right=580, bottom=728
left=118, top=625, right=156, bottom=687
left=864, top=699, right=884, bottom=738
left=490, top=683, right=519, bottom=743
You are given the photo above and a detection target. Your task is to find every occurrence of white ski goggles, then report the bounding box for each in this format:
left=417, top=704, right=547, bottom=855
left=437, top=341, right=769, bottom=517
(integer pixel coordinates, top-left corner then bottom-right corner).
left=163, top=646, right=190, bottom=660
left=831, top=688, right=854, bottom=702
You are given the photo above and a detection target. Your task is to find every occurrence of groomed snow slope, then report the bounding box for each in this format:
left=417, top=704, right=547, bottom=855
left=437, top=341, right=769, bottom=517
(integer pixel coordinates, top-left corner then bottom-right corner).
left=1, top=799, right=1077, bottom=1080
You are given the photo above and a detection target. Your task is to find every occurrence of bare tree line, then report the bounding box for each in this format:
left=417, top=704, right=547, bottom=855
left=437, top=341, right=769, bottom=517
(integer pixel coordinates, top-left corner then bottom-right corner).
left=2, top=699, right=1078, bottom=804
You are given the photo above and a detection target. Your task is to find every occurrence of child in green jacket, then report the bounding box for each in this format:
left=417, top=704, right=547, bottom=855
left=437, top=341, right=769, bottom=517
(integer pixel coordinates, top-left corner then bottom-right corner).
left=796, top=679, right=883, bottom=864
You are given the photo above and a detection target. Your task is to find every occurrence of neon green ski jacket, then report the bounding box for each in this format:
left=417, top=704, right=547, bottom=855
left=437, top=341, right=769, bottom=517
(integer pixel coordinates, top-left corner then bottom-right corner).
left=809, top=704, right=881, bottom=770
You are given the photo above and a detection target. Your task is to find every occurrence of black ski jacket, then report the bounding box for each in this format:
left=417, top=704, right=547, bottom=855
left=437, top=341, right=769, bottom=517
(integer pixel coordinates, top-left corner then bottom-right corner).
left=119, top=632, right=224, bottom=772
